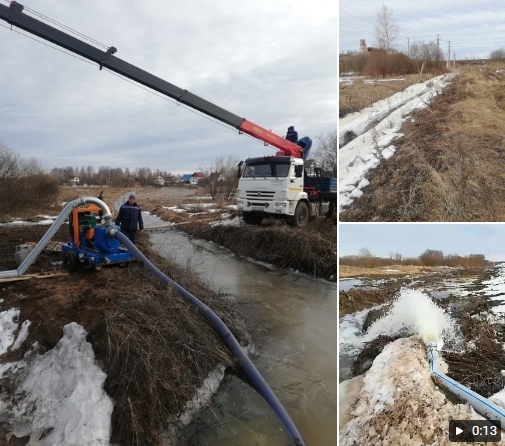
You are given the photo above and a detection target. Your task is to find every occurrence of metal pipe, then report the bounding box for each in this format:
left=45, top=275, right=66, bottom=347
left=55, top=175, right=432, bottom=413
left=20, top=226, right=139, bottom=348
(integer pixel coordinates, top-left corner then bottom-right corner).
left=0, top=197, right=112, bottom=279
left=112, top=229, right=306, bottom=446
left=426, top=342, right=505, bottom=428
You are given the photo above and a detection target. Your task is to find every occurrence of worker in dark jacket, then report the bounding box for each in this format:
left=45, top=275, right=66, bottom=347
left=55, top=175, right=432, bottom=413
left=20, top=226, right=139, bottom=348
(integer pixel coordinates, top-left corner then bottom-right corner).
left=285, top=126, right=298, bottom=143
left=115, top=194, right=144, bottom=244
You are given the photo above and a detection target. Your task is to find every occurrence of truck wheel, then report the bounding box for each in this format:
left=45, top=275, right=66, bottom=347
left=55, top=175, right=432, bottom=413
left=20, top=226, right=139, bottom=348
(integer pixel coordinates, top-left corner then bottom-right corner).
left=242, top=212, right=263, bottom=225
left=63, top=251, right=79, bottom=272
left=292, top=202, right=309, bottom=227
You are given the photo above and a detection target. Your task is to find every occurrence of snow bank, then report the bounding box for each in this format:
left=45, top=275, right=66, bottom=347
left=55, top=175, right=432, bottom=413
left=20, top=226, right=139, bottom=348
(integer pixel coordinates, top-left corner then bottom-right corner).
left=339, top=337, right=497, bottom=445
left=0, top=323, right=113, bottom=445
left=339, top=74, right=455, bottom=211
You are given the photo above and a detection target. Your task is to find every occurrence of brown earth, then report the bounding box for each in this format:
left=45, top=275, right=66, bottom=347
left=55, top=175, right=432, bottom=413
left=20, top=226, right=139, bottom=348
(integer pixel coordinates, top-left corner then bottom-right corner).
left=339, top=62, right=505, bottom=222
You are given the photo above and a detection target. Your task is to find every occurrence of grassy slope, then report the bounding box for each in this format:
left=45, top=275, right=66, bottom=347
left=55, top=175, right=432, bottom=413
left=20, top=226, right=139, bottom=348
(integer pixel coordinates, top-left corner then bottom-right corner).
left=340, top=62, right=505, bottom=221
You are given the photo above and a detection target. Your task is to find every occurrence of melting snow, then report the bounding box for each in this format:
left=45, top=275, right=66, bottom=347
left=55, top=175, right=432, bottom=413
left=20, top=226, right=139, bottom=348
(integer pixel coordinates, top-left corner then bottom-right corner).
left=339, top=73, right=455, bottom=212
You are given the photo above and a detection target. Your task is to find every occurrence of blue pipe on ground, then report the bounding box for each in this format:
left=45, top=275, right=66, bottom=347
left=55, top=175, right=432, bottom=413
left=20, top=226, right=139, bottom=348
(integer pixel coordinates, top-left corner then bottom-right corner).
left=113, top=229, right=306, bottom=446
left=426, top=342, right=505, bottom=429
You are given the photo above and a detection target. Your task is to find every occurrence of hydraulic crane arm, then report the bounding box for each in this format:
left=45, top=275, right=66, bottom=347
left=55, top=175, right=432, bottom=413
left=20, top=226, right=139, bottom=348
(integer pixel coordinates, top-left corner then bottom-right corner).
left=0, top=2, right=303, bottom=158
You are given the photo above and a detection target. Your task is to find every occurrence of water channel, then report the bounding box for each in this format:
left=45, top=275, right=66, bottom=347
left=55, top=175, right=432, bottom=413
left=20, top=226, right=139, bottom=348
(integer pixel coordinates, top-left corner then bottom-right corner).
left=147, top=227, right=338, bottom=446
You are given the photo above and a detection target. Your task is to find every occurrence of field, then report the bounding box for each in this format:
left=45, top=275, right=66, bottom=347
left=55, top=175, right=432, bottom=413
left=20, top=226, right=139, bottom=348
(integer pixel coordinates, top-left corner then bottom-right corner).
left=339, top=72, right=432, bottom=118
left=339, top=62, right=505, bottom=221
left=339, top=266, right=505, bottom=444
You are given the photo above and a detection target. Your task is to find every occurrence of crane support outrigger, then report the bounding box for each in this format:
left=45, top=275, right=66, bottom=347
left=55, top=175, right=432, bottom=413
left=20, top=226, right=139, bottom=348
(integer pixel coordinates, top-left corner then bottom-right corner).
left=0, top=1, right=336, bottom=228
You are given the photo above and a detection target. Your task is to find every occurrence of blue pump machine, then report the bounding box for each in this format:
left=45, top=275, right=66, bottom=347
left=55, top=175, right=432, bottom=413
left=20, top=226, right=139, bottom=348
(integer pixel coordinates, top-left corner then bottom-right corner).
left=61, top=204, right=133, bottom=271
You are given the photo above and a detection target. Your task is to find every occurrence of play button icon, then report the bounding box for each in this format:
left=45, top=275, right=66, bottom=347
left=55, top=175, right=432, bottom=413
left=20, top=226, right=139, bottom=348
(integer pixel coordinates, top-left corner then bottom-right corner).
left=449, top=419, right=501, bottom=442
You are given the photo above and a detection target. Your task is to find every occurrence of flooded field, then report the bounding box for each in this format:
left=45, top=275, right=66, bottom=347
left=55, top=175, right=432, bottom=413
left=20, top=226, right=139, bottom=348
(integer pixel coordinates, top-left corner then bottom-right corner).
left=339, top=268, right=485, bottom=381
left=339, top=265, right=505, bottom=443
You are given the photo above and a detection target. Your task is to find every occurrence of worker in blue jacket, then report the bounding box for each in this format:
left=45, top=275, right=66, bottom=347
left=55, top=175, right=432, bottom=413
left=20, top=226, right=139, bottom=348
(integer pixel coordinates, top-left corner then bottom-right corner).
left=115, top=194, right=144, bottom=244
left=285, top=126, right=298, bottom=143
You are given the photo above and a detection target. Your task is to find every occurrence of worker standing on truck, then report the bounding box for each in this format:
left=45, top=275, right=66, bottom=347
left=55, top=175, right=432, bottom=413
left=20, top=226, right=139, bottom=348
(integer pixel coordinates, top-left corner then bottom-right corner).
left=115, top=194, right=144, bottom=245
left=285, top=126, right=298, bottom=143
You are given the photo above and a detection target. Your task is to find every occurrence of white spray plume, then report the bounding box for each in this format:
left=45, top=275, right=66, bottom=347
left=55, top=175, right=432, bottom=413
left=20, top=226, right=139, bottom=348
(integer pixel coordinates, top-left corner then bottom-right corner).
left=365, top=289, right=457, bottom=350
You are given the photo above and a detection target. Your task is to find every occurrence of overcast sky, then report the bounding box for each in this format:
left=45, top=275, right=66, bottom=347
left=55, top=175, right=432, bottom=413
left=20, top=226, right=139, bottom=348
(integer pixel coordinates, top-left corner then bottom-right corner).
left=339, top=224, right=505, bottom=261
left=339, top=0, right=505, bottom=60
left=0, top=0, right=337, bottom=175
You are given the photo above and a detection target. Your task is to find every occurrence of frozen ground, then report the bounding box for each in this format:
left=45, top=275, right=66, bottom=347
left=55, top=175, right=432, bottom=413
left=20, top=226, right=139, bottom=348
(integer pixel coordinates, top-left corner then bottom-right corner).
left=338, top=73, right=455, bottom=211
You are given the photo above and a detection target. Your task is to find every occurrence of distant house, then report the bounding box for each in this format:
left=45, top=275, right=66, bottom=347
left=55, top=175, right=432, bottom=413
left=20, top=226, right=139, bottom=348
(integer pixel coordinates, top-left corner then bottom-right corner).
left=181, top=174, right=193, bottom=184
left=154, top=176, right=165, bottom=187
left=68, top=176, right=80, bottom=186
left=180, top=172, right=205, bottom=186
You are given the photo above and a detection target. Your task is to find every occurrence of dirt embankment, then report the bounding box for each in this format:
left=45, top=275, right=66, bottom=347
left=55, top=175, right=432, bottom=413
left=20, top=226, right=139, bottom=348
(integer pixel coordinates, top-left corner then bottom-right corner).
left=340, top=63, right=505, bottom=222
left=0, top=185, right=335, bottom=443
left=0, top=224, right=249, bottom=445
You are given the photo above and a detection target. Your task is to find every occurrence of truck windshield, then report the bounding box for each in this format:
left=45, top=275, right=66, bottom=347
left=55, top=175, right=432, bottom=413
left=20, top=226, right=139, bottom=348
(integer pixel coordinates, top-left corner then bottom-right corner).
left=243, top=162, right=290, bottom=178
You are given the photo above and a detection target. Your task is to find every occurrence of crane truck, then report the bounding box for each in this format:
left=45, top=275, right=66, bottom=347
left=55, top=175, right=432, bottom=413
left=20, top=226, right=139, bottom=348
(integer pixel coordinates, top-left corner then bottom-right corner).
left=0, top=2, right=337, bottom=228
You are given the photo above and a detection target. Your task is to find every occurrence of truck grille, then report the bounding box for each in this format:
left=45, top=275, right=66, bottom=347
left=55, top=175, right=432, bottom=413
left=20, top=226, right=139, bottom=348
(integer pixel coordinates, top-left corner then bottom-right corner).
left=245, top=190, right=275, bottom=201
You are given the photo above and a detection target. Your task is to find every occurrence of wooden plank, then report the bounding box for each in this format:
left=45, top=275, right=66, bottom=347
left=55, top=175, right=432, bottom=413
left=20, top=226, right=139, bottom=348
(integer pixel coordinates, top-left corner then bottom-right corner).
left=44, top=241, right=64, bottom=252
left=0, top=271, right=69, bottom=283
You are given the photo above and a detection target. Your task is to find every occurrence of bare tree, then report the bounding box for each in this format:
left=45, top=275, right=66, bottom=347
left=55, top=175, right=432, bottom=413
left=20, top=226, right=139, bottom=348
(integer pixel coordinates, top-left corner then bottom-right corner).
left=313, top=131, right=338, bottom=177
left=358, top=247, right=373, bottom=258
left=375, top=4, right=400, bottom=52
left=199, top=155, right=239, bottom=201
left=490, top=48, right=505, bottom=60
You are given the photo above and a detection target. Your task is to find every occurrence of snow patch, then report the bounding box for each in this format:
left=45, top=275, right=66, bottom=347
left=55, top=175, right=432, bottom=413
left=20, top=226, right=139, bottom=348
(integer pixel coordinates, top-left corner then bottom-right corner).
left=1, top=323, right=113, bottom=445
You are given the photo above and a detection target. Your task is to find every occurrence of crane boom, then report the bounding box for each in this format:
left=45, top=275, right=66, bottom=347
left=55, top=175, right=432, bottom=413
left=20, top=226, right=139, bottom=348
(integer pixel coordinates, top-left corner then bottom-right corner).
left=0, top=1, right=303, bottom=158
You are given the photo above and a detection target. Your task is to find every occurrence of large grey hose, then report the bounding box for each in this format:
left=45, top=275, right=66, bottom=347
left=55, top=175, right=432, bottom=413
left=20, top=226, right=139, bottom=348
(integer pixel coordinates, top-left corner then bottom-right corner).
left=111, top=229, right=306, bottom=446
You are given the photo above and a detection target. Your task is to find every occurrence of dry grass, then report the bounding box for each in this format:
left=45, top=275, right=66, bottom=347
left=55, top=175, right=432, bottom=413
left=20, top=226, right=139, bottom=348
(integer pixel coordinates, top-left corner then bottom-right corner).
left=340, top=62, right=505, bottom=221
left=444, top=313, right=505, bottom=397
left=339, top=288, right=392, bottom=317
left=182, top=219, right=337, bottom=281
left=91, top=240, right=249, bottom=445
left=339, top=74, right=432, bottom=118
left=339, top=264, right=442, bottom=278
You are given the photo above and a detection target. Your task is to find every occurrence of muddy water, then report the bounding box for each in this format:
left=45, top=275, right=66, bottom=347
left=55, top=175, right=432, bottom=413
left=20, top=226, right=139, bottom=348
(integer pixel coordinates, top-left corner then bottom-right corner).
left=149, top=229, right=338, bottom=446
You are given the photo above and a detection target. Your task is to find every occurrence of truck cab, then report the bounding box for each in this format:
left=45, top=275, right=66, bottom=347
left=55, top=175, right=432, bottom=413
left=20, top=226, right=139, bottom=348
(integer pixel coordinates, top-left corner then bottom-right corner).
left=237, top=155, right=337, bottom=227
left=238, top=156, right=311, bottom=226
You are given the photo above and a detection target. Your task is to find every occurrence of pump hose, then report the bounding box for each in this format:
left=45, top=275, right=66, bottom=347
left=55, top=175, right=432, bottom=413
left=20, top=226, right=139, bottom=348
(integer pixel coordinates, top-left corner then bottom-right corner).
left=114, top=231, right=306, bottom=446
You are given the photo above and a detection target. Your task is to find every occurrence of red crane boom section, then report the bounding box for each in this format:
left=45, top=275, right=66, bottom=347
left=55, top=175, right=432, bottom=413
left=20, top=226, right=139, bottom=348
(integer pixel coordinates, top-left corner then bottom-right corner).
left=239, top=119, right=302, bottom=158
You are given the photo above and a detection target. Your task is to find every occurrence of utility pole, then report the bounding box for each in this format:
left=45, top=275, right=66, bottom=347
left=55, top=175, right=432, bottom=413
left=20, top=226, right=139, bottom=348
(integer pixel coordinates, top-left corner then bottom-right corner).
left=447, top=41, right=451, bottom=68
left=436, top=34, right=440, bottom=61
left=407, top=37, right=409, bottom=57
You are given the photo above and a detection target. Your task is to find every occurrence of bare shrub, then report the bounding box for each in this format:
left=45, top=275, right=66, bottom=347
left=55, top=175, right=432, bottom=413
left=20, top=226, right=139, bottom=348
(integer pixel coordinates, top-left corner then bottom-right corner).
left=366, top=49, right=392, bottom=78
left=445, top=313, right=505, bottom=397
left=199, top=155, right=239, bottom=201
left=0, top=142, right=60, bottom=216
